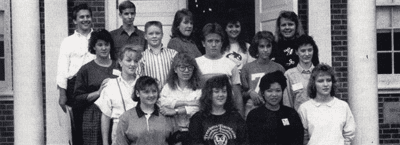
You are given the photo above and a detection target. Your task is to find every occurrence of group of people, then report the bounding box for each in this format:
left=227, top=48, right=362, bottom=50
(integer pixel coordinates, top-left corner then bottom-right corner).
left=56, top=1, right=356, bottom=145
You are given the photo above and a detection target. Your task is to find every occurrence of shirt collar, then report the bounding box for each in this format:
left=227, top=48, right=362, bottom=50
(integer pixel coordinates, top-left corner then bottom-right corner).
left=148, top=46, right=164, bottom=54
left=297, top=64, right=314, bottom=74
left=74, top=29, right=93, bottom=38
left=135, top=104, right=160, bottom=118
left=118, top=26, right=139, bottom=36
left=117, top=76, right=136, bottom=87
left=311, top=97, right=336, bottom=107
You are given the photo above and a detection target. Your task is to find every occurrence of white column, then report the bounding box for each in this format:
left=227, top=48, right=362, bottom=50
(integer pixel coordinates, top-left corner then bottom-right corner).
left=45, top=0, right=70, bottom=145
left=12, top=0, right=44, bottom=145
left=348, top=0, right=379, bottom=145
left=308, top=0, right=332, bottom=65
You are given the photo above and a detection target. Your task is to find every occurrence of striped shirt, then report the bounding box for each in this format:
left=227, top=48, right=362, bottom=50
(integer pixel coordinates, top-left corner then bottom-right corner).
left=141, top=47, right=177, bottom=88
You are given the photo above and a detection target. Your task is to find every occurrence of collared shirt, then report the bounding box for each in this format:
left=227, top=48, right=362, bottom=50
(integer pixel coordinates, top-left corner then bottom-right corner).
left=283, top=64, right=315, bottom=110
left=167, top=37, right=202, bottom=58
left=56, top=29, right=95, bottom=89
left=196, top=56, right=241, bottom=85
left=114, top=104, right=177, bottom=145
left=110, top=26, right=146, bottom=58
left=141, top=47, right=177, bottom=87
left=297, top=98, right=356, bottom=145
left=159, top=83, right=201, bottom=128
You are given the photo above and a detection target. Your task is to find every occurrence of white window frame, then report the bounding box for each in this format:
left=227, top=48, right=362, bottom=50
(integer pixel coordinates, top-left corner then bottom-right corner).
left=376, top=1, right=400, bottom=93
left=0, top=0, right=13, bottom=99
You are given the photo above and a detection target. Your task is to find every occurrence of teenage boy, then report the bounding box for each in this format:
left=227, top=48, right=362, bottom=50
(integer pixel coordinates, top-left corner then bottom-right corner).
left=56, top=3, right=94, bottom=145
left=110, top=0, right=146, bottom=59
left=141, top=21, right=177, bottom=88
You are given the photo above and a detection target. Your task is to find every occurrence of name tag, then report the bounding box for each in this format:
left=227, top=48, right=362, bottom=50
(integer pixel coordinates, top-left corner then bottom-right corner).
left=292, top=83, right=303, bottom=91
left=113, top=69, right=121, bottom=76
left=282, top=118, right=290, bottom=126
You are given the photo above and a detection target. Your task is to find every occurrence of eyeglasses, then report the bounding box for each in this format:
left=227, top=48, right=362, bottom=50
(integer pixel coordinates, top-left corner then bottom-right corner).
left=178, top=65, right=194, bottom=72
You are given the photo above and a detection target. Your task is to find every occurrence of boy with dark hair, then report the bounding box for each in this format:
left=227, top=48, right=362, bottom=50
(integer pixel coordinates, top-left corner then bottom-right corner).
left=110, top=0, right=146, bottom=59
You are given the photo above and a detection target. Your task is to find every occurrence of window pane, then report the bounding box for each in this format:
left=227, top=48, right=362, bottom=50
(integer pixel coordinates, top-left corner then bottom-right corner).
left=0, top=59, right=4, bottom=81
left=377, top=7, right=391, bottom=29
left=395, top=29, right=400, bottom=50
left=378, top=53, right=392, bottom=74
left=377, top=30, right=392, bottom=51
left=395, top=53, right=400, bottom=74
left=0, top=41, right=3, bottom=57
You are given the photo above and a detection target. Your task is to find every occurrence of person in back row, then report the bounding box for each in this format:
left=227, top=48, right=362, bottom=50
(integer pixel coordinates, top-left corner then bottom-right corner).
left=110, top=0, right=146, bottom=59
left=168, top=9, right=202, bottom=58
left=56, top=3, right=95, bottom=145
left=141, top=21, right=177, bottom=88
left=195, top=23, right=244, bottom=117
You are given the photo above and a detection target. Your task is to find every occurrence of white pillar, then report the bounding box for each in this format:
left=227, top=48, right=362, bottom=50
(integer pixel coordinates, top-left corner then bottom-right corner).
left=348, top=0, right=379, bottom=145
left=45, top=0, right=70, bottom=144
left=12, top=0, right=44, bottom=145
left=308, top=0, right=332, bottom=65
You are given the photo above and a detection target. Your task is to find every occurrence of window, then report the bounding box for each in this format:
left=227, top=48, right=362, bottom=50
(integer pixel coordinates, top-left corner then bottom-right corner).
left=376, top=1, right=400, bottom=91
left=0, top=0, right=12, bottom=97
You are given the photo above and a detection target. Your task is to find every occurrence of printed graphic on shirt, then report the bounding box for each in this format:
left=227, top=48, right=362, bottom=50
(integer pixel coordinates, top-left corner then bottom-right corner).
left=204, top=124, right=236, bottom=145
left=226, top=51, right=243, bottom=67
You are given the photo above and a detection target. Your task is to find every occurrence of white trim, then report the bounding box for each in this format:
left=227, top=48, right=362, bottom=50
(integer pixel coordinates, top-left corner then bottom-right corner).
left=105, top=0, right=118, bottom=31
left=0, top=0, right=13, bottom=96
left=308, top=0, right=332, bottom=65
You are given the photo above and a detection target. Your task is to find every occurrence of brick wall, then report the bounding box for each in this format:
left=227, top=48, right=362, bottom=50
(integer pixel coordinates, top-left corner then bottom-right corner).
left=379, top=94, right=400, bottom=144
left=331, top=0, right=348, bottom=101
left=298, top=0, right=308, bottom=34
left=0, top=101, right=14, bottom=145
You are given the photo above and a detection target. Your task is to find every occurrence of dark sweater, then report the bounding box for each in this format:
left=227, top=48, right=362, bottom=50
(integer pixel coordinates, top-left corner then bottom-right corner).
left=189, top=111, right=248, bottom=145
left=246, top=105, right=303, bottom=145
left=271, top=39, right=299, bottom=70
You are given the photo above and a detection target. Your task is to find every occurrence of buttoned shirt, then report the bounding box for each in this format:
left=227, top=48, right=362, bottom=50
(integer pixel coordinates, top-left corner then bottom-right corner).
left=159, top=83, right=201, bottom=128
left=141, top=47, right=177, bottom=87
left=283, top=64, right=314, bottom=110
left=110, top=26, right=146, bottom=58
left=298, top=98, right=356, bottom=145
left=56, top=29, right=95, bottom=89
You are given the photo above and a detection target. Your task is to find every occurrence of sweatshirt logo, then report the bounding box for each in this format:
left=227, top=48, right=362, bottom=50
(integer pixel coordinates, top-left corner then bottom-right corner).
left=204, top=124, right=236, bottom=145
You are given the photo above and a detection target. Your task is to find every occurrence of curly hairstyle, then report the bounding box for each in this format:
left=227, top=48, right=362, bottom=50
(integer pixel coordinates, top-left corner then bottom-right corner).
left=248, top=31, right=276, bottom=58
left=132, top=76, right=160, bottom=104
left=293, top=35, right=320, bottom=66
left=72, top=3, right=92, bottom=20
left=88, top=29, right=116, bottom=60
left=199, top=75, right=236, bottom=116
left=222, top=10, right=248, bottom=53
left=275, top=11, right=305, bottom=41
left=307, top=64, right=337, bottom=99
left=165, top=53, right=201, bottom=90
left=171, top=9, right=194, bottom=39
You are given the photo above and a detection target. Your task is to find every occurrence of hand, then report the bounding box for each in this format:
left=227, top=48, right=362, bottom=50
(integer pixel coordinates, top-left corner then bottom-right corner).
left=249, top=90, right=265, bottom=105
left=160, top=107, right=177, bottom=116
left=59, top=94, right=67, bottom=113
left=98, top=78, right=110, bottom=96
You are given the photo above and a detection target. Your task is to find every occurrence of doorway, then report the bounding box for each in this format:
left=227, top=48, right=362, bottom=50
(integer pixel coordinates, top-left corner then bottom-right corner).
left=188, top=0, right=255, bottom=54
